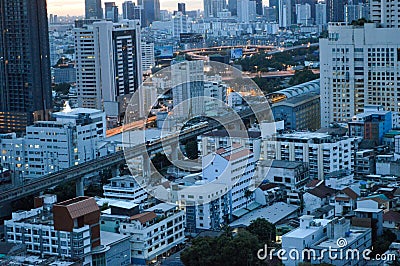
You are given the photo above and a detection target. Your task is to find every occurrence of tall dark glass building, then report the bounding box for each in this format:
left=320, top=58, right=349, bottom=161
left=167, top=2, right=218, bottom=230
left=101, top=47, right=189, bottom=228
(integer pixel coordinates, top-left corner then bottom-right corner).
left=0, top=0, right=52, bottom=133
left=142, top=0, right=160, bottom=26
left=85, top=0, right=103, bottom=19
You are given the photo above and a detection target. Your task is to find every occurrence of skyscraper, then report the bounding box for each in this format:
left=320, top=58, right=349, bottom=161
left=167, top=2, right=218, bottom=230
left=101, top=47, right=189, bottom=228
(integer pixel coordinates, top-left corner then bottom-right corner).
left=0, top=0, right=52, bottom=133
left=85, top=0, right=103, bottom=19
left=204, top=0, right=227, bottom=18
left=326, top=0, right=345, bottom=22
left=228, top=0, right=238, bottom=16
left=122, top=1, right=144, bottom=26
left=142, top=0, right=161, bottom=26
left=74, top=21, right=142, bottom=125
left=105, top=2, right=119, bottom=22
left=178, top=3, right=186, bottom=14
left=320, top=23, right=400, bottom=126
left=252, top=0, right=263, bottom=15
left=370, top=0, right=399, bottom=27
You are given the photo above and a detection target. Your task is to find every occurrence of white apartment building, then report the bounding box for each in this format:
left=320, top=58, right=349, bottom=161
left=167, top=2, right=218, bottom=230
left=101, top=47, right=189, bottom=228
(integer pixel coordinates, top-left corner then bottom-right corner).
left=202, top=145, right=257, bottom=212
left=262, top=132, right=357, bottom=179
left=3, top=196, right=128, bottom=266
left=198, top=129, right=261, bottom=159
left=315, top=3, right=327, bottom=27
left=320, top=23, right=400, bottom=127
left=172, top=11, right=188, bottom=37
left=296, top=4, right=312, bottom=25
left=282, top=216, right=372, bottom=266
left=370, top=0, right=400, bottom=28
left=141, top=42, right=155, bottom=72
left=119, top=203, right=185, bottom=265
left=103, top=175, right=148, bottom=203
left=0, top=107, right=106, bottom=180
left=74, top=20, right=142, bottom=121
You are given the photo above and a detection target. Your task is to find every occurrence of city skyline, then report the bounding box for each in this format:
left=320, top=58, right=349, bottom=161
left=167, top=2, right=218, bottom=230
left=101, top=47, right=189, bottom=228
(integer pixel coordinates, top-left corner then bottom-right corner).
left=48, top=0, right=203, bottom=16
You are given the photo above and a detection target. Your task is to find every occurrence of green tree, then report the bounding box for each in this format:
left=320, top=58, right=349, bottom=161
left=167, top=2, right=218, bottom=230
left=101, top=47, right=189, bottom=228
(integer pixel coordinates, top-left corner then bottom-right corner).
left=288, top=69, right=319, bottom=86
left=185, top=140, right=199, bottom=160
left=53, top=83, right=71, bottom=95
left=247, top=218, right=276, bottom=246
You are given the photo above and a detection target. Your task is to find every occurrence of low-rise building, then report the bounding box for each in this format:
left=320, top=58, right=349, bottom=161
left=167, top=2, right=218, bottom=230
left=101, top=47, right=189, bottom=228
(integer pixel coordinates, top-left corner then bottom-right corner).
left=119, top=203, right=185, bottom=265
left=103, top=175, right=147, bottom=203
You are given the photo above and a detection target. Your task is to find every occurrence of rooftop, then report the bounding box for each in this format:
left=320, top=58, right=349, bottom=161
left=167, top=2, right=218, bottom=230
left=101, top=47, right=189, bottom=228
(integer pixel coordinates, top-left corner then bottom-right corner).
left=229, top=202, right=299, bottom=227
left=109, top=201, right=139, bottom=210
left=202, top=129, right=261, bottom=139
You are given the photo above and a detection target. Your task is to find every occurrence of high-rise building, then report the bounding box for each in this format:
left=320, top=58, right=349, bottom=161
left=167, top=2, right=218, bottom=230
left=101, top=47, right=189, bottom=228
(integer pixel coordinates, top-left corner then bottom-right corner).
left=344, top=3, right=369, bottom=24
left=142, top=0, right=161, bottom=26
left=204, top=0, right=227, bottom=18
left=320, top=23, right=400, bottom=126
left=172, top=60, right=205, bottom=118
left=85, top=0, right=103, bottom=19
left=141, top=42, right=155, bottom=72
left=238, top=0, right=257, bottom=22
left=228, top=0, right=238, bottom=16
left=178, top=2, right=186, bottom=14
left=0, top=0, right=52, bottom=133
left=173, top=11, right=189, bottom=37
left=326, top=0, right=345, bottom=22
left=122, top=1, right=144, bottom=26
left=252, top=0, right=263, bottom=15
left=370, top=0, right=400, bottom=27
left=315, top=2, right=327, bottom=26
left=278, top=0, right=292, bottom=27
left=296, top=3, right=312, bottom=25
left=74, top=20, right=142, bottom=124
left=105, top=2, right=119, bottom=22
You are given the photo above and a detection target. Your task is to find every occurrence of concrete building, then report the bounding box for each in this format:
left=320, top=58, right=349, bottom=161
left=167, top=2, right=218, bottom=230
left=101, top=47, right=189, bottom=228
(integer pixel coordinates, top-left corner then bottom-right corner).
left=320, top=23, right=400, bottom=127
left=198, top=129, right=261, bottom=159
left=0, top=107, right=106, bottom=180
left=4, top=196, right=131, bottom=265
left=142, top=0, right=161, bottom=26
left=370, top=0, right=400, bottom=28
left=355, top=149, right=375, bottom=178
left=296, top=4, right=312, bottom=25
left=282, top=216, right=372, bottom=266
left=278, top=0, right=292, bottom=27
left=348, top=105, right=392, bottom=145
left=119, top=203, right=185, bottom=265
left=204, top=0, right=227, bottom=18
left=103, top=175, right=147, bottom=203
left=262, top=132, right=357, bottom=179
left=172, top=11, right=188, bottom=38
left=171, top=60, right=204, bottom=119
left=105, top=2, right=119, bottom=22
left=86, top=0, right=103, bottom=19
left=141, top=42, right=155, bottom=72
left=257, top=160, right=310, bottom=191
left=315, top=3, right=327, bottom=27
left=74, top=20, right=142, bottom=124
left=53, top=64, right=77, bottom=84
left=269, top=79, right=320, bottom=130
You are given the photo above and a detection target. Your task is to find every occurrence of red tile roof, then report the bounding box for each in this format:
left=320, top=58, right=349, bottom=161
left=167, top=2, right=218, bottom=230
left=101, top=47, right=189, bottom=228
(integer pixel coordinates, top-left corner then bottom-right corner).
left=130, top=212, right=157, bottom=224
left=307, top=184, right=336, bottom=199
left=341, top=187, right=359, bottom=200
left=383, top=210, right=400, bottom=223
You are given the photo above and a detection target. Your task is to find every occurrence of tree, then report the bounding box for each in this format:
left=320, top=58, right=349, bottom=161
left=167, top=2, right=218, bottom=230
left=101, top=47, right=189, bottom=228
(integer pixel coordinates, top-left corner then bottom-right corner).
left=185, top=140, right=199, bottom=160
left=288, top=69, right=319, bottom=86
left=53, top=83, right=71, bottom=95
left=247, top=218, right=276, bottom=246
left=244, top=189, right=253, bottom=209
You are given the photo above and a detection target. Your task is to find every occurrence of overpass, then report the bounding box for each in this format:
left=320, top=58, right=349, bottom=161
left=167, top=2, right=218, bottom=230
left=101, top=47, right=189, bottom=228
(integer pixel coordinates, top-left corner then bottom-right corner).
left=0, top=105, right=269, bottom=205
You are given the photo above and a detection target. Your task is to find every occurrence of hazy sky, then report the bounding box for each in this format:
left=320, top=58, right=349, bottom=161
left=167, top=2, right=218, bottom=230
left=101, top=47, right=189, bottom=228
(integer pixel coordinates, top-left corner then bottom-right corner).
left=47, top=0, right=203, bottom=16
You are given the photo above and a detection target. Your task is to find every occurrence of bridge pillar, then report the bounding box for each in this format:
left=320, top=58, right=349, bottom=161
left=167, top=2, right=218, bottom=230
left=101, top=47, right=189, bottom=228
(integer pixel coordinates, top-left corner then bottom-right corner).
left=76, top=176, right=84, bottom=197
left=142, top=155, right=151, bottom=178
left=170, top=142, right=179, bottom=161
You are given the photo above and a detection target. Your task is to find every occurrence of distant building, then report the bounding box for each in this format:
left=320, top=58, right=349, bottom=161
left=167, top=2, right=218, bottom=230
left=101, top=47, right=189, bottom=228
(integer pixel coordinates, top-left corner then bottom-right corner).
left=86, top=0, right=103, bottom=19
left=142, top=0, right=161, bottom=26
left=141, top=42, right=155, bottom=72
left=105, top=2, right=119, bottom=22
left=258, top=160, right=310, bottom=191
left=204, top=0, right=226, bottom=18
left=172, top=11, right=188, bottom=38
left=53, top=64, right=76, bottom=84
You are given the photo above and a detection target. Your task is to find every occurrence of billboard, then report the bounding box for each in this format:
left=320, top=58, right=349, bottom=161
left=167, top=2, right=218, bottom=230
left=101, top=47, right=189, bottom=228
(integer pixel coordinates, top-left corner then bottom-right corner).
left=154, top=46, right=174, bottom=58
left=230, top=48, right=243, bottom=60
